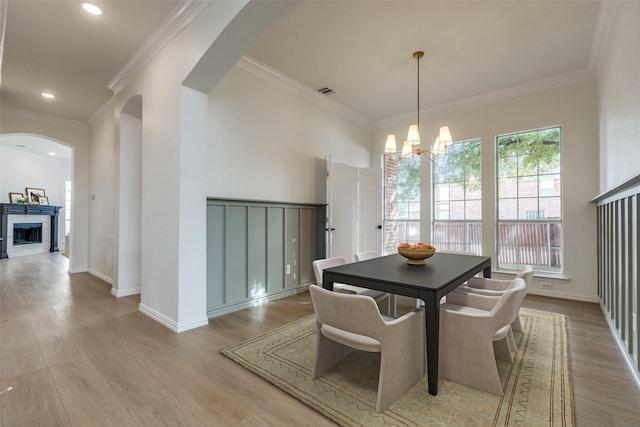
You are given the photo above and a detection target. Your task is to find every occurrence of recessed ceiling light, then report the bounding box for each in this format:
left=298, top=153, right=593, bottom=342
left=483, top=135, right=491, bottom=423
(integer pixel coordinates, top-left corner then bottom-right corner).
left=41, top=92, right=55, bottom=99
left=82, top=3, right=102, bottom=16
left=49, top=152, right=56, bottom=156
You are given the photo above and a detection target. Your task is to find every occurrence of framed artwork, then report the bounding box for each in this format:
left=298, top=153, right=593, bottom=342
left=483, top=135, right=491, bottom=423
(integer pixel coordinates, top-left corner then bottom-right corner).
left=9, top=192, right=25, bottom=203
left=39, top=196, right=50, bottom=205
left=25, top=187, right=46, bottom=204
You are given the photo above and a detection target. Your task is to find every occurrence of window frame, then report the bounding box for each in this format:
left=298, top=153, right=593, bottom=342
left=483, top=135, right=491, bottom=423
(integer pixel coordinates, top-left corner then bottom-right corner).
left=495, top=125, right=563, bottom=274
left=431, top=138, right=482, bottom=255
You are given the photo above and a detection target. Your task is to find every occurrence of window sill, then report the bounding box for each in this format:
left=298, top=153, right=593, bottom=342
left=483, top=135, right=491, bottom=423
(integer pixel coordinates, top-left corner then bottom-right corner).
left=492, top=269, right=569, bottom=283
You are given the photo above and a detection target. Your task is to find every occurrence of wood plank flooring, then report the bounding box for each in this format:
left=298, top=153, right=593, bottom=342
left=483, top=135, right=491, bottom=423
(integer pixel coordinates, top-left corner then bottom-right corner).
left=1, top=253, right=639, bottom=426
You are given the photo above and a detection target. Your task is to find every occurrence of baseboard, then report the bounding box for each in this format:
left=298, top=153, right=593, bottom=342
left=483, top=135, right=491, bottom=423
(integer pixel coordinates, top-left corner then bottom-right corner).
left=111, top=286, right=141, bottom=297
left=600, top=302, right=640, bottom=392
left=527, top=289, right=599, bottom=303
left=68, top=267, right=88, bottom=274
left=207, top=285, right=310, bottom=319
left=138, top=303, right=209, bottom=333
left=88, top=268, right=113, bottom=285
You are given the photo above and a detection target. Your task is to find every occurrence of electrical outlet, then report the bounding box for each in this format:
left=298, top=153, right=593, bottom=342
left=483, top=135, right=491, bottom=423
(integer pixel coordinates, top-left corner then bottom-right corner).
left=286, top=264, right=291, bottom=274
left=541, top=283, right=553, bottom=290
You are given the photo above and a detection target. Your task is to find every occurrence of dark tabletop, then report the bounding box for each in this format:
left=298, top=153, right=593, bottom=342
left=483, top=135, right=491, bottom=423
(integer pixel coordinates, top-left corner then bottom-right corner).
left=323, top=253, right=491, bottom=293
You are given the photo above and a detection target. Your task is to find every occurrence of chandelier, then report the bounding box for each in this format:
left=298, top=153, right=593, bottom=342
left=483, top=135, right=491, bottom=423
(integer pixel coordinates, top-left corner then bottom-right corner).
left=384, top=51, right=452, bottom=161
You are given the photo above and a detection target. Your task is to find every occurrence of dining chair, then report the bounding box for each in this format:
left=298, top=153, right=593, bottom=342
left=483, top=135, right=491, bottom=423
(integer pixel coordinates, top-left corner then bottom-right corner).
left=438, top=278, right=527, bottom=395
left=309, top=284, right=425, bottom=412
left=312, top=257, right=392, bottom=314
left=457, top=265, right=534, bottom=333
left=354, top=250, right=379, bottom=261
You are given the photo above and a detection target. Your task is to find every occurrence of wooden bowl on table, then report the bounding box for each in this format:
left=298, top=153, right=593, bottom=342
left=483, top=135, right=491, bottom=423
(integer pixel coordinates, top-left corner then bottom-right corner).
left=397, top=243, right=436, bottom=265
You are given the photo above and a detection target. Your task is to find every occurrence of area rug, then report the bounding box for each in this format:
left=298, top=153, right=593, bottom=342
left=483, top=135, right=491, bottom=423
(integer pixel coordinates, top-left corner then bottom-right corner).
left=221, top=308, right=574, bottom=426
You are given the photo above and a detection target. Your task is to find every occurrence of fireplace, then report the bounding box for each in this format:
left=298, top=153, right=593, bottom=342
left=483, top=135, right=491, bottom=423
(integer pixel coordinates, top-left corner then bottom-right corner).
left=13, top=223, right=43, bottom=245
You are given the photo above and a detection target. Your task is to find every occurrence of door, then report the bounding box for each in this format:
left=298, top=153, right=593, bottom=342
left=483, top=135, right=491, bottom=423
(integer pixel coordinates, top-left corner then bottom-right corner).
left=326, top=157, right=357, bottom=260
left=326, top=159, right=383, bottom=260
left=358, top=168, right=383, bottom=253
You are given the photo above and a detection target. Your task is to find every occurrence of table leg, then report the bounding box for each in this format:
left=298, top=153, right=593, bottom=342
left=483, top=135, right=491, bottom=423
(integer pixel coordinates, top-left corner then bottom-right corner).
left=322, top=272, right=334, bottom=291
left=483, top=265, right=491, bottom=278
left=422, top=292, right=440, bottom=395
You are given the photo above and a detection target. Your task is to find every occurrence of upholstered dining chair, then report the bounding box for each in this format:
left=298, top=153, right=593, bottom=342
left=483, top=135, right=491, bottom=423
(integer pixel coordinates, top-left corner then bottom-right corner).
left=438, top=278, right=527, bottom=395
left=312, top=257, right=391, bottom=314
left=457, top=265, right=534, bottom=333
left=354, top=250, right=380, bottom=261
left=309, top=284, right=425, bottom=412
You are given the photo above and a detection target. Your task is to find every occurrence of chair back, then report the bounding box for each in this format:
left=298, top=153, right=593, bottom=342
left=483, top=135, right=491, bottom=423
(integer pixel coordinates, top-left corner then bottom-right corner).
left=488, top=278, right=527, bottom=328
left=309, top=284, right=386, bottom=338
left=312, top=256, right=347, bottom=286
left=515, top=265, right=534, bottom=293
left=354, top=250, right=379, bottom=261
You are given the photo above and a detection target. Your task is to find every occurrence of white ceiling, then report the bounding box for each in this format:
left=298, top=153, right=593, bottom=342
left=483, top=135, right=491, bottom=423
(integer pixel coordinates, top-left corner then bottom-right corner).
left=1, top=0, right=605, bottom=128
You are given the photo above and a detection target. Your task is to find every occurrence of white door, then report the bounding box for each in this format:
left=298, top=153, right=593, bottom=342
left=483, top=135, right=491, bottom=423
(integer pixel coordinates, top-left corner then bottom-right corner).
left=326, top=157, right=357, bottom=260
left=358, top=168, right=383, bottom=253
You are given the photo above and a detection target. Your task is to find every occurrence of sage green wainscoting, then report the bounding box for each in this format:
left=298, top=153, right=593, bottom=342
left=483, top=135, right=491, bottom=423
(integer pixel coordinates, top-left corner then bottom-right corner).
left=207, top=198, right=326, bottom=318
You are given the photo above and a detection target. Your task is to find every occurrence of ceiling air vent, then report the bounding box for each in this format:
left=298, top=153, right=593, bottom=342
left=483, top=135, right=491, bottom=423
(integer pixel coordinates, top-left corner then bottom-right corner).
left=317, top=87, right=335, bottom=95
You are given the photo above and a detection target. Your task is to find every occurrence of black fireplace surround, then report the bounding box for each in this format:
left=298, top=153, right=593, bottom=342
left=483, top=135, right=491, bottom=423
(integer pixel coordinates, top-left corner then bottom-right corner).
left=0, top=204, right=61, bottom=258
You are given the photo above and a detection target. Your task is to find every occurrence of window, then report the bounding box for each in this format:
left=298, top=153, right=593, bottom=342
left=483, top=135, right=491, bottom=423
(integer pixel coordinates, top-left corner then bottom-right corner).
left=432, top=139, right=482, bottom=254
left=383, top=154, right=420, bottom=254
left=496, top=126, right=562, bottom=273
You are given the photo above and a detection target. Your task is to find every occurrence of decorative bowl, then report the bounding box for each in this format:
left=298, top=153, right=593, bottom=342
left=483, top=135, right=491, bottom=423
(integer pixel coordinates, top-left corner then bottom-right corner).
left=397, top=244, right=436, bottom=265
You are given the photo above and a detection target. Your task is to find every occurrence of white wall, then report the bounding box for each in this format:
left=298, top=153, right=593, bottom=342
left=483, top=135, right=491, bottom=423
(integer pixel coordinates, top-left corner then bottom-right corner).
left=598, top=1, right=640, bottom=192
left=1, top=145, right=69, bottom=206
left=88, top=110, right=115, bottom=282
left=372, top=79, right=600, bottom=302
left=0, top=108, right=90, bottom=272
left=94, top=0, right=301, bottom=332
left=207, top=65, right=371, bottom=204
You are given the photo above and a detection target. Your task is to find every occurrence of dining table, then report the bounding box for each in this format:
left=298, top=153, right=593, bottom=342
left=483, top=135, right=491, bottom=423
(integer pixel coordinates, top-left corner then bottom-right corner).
left=322, top=252, right=491, bottom=396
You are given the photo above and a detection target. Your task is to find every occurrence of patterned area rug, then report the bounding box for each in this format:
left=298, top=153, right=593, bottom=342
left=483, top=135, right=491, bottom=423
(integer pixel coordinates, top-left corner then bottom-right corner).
left=221, top=308, right=574, bottom=426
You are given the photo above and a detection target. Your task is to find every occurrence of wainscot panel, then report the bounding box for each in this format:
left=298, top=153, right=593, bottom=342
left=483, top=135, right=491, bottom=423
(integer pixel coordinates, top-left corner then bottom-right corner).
left=206, top=198, right=326, bottom=318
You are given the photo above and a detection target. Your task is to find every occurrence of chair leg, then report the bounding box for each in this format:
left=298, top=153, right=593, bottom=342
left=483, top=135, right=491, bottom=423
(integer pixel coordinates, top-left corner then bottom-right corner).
left=512, top=315, right=523, bottom=333
left=376, top=335, right=425, bottom=412
left=312, top=328, right=352, bottom=379
left=507, top=329, right=517, bottom=352
left=440, top=341, right=504, bottom=395
left=494, top=337, right=514, bottom=363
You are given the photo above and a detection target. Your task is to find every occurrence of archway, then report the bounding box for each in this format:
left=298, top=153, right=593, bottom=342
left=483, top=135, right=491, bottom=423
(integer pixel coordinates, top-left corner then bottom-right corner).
left=0, top=133, right=73, bottom=259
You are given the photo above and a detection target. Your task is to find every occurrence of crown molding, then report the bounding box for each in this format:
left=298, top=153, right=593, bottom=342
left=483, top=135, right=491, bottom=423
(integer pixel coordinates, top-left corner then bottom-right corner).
left=87, top=97, right=116, bottom=128
left=0, top=106, right=88, bottom=130
left=373, top=67, right=597, bottom=130
left=107, top=0, right=210, bottom=94
left=236, top=55, right=372, bottom=128
left=0, top=0, right=8, bottom=87
left=589, top=0, right=617, bottom=74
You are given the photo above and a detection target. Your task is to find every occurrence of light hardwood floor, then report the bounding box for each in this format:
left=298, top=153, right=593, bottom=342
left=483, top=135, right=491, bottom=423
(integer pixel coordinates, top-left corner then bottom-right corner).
left=1, top=253, right=639, bottom=426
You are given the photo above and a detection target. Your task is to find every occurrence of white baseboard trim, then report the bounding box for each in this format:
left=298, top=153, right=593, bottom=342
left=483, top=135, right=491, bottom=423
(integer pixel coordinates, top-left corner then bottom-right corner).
left=138, top=303, right=209, bottom=333
left=68, top=267, right=88, bottom=274
left=527, top=289, right=599, bottom=303
left=88, top=268, right=113, bottom=285
left=600, top=302, right=640, bottom=392
left=111, top=286, right=141, bottom=298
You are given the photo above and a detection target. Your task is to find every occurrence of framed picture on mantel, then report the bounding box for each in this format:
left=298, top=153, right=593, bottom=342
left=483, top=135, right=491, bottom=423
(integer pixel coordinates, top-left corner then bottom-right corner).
left=25, top=187, right=46, bottom=204
left=9, top=192, right=25, bottom=204
left=39, top=196, right=50, bottom=205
